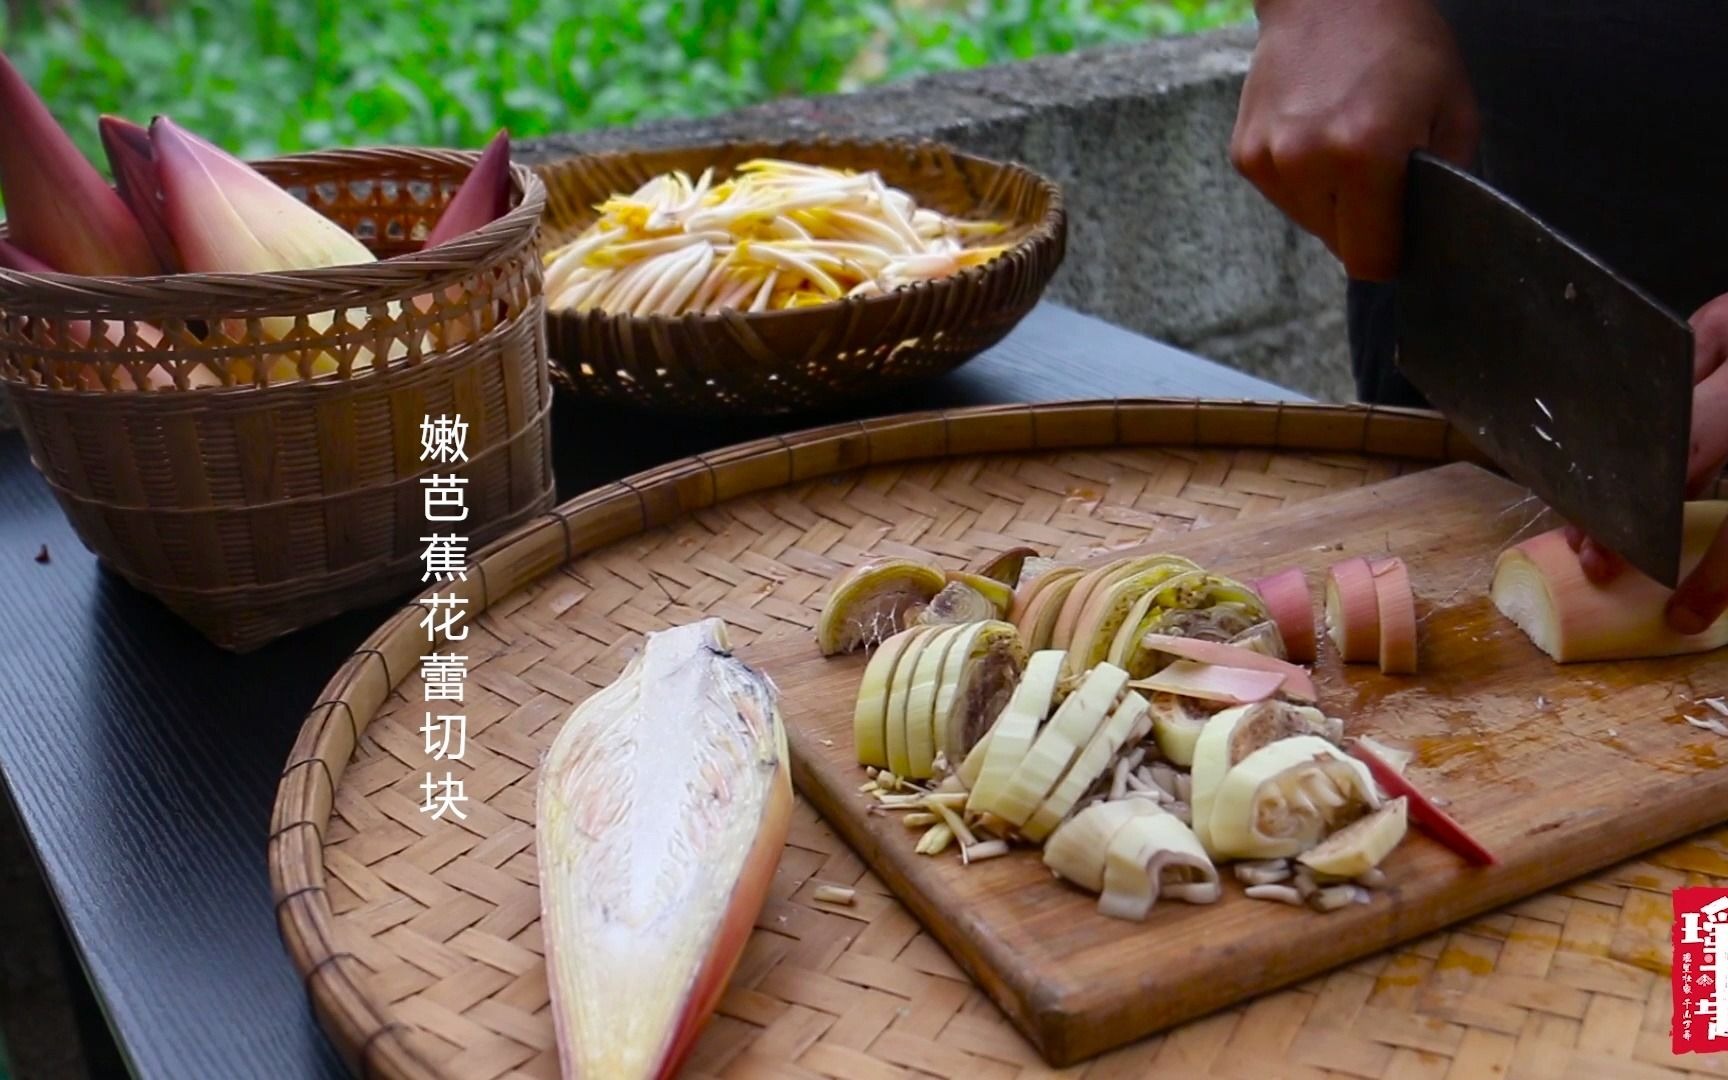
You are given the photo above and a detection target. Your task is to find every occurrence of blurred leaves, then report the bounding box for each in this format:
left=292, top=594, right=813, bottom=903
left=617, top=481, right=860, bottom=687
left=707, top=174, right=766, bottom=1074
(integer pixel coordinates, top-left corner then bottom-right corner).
left=0, top=0, right=1250, bottom=168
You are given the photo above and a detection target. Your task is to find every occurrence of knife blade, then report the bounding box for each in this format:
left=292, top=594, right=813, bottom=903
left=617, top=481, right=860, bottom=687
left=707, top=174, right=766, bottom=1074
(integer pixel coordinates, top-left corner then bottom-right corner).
left=1394, top=151, right=1693, bottom=587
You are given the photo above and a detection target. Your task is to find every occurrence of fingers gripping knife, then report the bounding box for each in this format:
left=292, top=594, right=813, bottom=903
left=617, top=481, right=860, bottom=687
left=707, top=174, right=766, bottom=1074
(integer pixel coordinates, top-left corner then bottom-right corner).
left=1393, top=151, right=1694, bottom=586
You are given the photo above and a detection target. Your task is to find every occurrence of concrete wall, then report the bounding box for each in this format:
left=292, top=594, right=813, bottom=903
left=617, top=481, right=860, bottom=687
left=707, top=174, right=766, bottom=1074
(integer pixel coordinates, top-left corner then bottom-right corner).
left=0, top=23, right=1353, bottom=432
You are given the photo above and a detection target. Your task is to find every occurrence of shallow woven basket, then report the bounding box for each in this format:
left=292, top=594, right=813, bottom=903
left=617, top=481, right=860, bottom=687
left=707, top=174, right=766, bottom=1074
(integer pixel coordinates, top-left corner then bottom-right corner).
left=534, top=137, right=1066, bottom=415
left=0, top=148, right=557, bottom=653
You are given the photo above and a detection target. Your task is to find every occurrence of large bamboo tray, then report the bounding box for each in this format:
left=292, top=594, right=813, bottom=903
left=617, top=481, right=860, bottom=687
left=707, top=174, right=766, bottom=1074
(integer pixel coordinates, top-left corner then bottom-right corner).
left=270, top=399, right=1727, bottom=1079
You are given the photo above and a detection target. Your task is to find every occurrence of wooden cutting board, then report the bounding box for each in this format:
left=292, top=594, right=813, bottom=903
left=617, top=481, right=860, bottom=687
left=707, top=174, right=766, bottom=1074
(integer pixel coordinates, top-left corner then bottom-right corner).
left=741, top=461, right=1728, bottom=1067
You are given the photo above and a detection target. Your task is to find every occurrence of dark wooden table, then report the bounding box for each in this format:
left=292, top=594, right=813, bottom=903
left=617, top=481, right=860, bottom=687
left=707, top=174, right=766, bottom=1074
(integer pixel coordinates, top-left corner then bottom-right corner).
left=0, top=302, right=1307, bottom=1079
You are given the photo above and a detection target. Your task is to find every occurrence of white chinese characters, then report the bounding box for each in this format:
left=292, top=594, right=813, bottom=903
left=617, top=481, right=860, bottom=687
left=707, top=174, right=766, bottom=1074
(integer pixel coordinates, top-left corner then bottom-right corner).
left=417, top=413, right=470, bottom=822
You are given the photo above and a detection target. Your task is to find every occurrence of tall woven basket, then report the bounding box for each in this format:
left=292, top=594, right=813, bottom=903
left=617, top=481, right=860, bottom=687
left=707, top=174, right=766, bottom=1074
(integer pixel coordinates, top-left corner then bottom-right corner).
left=0, top=148, right=556, bottom=653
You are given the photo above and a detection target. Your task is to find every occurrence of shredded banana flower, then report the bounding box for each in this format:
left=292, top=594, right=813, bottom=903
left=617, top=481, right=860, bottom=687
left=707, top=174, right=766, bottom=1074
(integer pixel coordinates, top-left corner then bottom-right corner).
left=543, top=159, right=1011, bottom=317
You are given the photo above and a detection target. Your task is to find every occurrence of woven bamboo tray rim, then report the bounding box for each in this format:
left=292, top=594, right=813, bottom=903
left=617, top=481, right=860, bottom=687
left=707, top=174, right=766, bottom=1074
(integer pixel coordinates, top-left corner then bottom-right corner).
left=269, top=397, right=1717, bottom=1079
left=0, top=147, right=547, bottom=320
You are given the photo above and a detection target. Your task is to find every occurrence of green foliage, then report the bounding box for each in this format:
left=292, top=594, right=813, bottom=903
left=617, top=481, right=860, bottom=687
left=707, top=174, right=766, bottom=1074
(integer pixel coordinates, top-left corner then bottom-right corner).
left=1, top=0, right=1249, bottom=168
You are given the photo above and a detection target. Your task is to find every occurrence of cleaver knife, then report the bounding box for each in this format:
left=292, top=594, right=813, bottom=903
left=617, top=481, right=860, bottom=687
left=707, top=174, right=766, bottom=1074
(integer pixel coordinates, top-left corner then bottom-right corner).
left=1394, top=151, right=1693, bottom=587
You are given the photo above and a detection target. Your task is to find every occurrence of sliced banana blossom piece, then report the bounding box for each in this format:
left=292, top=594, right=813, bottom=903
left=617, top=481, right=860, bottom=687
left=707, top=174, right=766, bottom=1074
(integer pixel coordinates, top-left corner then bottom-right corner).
left=986, top=662, right=1128, bottom=827
left=1137, top=634, right=1318, bottom=702
left=1252, top=567, right=1315, bottom=662
left=537, top=619, right=790, bottom=1080
left=1043, top=799, right=1165, bottom=891
left=1097, top=809, right=1221, bottom=921
left=931, top=620, right=1026, bottom=772
left=1229, top=620, right=1290, bottom=660
left=1014, top=557, right=1064, bottom=592
left=1071, top=558, right=1209, bottom=674
left=1246, top=884, right=1305, bottom=906
left=1233, top=859, right=1293, bottom=886
left=1130, top=660, right=1287, bottom=705
left=1372, top=558, right=1418, bottom=674
left=1109, top=569, right=1270, bottom=677
left=817, top=558, right=947, bottom=655
left=1188, top=700, right=1342, bottom=854
left=1147, top=692, right=1227, bottom=767
left=1022, top=691, right=1152, bottom=842
left=1325, top=558, right=1380, bottom=663
left=918, top=581, right=1000, bottom=626
left=1355, top=735, right=1413, bottom=775
left=967, top=650, right=1066, bottom=813
left=1012, top=567, right=1086, bottom=651
left=1491, top=505, right=1728, bottom=662
left=970, top=546, right=1040, bottom=588
left=853, top=625, right=930, bottom=768
left=902, top=624, right=970, bottom=779
left=1206, top=735, right=1381, bottom=861
left=944, top=571, right=1015, bottom=617
left=1299, top=797, right=1408, bottom=879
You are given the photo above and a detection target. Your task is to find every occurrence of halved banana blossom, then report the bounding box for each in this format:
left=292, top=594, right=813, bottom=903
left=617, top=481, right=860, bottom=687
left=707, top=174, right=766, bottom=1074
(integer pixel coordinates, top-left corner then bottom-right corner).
left=0, top=51, right=159, bottom=276
left=99, top=115, right=180, bottom=273
left=1491, top=503, right=1728, bottom=661
left=537, top=618, right=791, bottom=1080
left=1206, top=735, right=1380, bottom=860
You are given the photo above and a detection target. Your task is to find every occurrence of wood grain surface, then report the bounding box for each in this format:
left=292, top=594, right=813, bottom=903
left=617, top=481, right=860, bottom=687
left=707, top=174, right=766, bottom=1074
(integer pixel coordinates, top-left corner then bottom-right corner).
left=746, top=461, right=1728, bottom=1065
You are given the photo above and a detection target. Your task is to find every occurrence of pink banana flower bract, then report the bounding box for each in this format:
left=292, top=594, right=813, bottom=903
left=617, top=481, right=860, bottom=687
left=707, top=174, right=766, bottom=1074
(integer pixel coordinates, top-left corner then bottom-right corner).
left=0, top=50, right=159, bottom=276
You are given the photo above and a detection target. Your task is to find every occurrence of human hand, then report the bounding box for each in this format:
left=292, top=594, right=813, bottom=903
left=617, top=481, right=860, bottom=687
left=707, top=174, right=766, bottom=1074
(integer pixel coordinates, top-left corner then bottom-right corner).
left=1564, top=292, right=1728, bottom=633
left=1228, top=0, right=1480, bottom=281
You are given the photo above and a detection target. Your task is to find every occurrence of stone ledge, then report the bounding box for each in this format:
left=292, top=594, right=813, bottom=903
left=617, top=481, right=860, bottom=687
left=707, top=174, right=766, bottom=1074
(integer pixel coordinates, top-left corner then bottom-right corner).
left=0, top=24, right=1349, bottom=432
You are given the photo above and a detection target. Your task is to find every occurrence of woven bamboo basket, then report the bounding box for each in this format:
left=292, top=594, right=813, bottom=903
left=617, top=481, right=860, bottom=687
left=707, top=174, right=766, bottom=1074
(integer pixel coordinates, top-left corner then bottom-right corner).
left=0, top=148, right=557, bottom=653
left=534, top=137, right=1066, bottom=415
